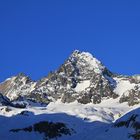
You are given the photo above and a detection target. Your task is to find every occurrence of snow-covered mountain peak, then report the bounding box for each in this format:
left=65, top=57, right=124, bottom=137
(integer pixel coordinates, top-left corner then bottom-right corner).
left=69, top=50, right=105, bottom=74
left=2, top=73, right=32, bottom=84
left=0, top=50, right=140, bottom=106
left=71, top=50, right=105, bottom=70
left=0, top=50, right=140, bottom=140
left=0, top=73, right=35, bottom=101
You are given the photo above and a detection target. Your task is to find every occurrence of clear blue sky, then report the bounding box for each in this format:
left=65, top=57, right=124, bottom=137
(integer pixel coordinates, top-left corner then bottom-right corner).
left=0, top=0, right=140, bottom=82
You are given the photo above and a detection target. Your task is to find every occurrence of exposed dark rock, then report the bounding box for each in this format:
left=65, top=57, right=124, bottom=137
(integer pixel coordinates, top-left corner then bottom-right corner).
left=78, top=93, right=92, bottom=104
left=119, top=88, right=140, bottom=106
left=61, top=92, right=76, bottom=103
left=10, top=121, right=73, bottom=140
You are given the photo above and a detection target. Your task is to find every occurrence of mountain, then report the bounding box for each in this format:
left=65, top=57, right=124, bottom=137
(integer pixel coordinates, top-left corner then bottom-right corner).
left=0, top=50, right=140, bottom=106
left=0, top=50, right=140, bottom=140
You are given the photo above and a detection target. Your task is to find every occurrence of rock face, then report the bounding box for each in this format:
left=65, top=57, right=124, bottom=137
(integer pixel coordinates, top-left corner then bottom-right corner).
left=0, top=93, right=27, bottom=108
left=0, top=50, right=140, bottom=106
left=120, top=87, right=140, bottom=106
left=0, top=73, right=35, bottom=100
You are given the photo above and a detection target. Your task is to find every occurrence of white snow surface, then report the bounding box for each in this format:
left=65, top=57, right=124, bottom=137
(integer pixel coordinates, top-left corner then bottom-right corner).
left=0, top=97, right=139, bottom=140
left=75, top=80, right=90, bottom=92
left=114, top=77, right=136, bottom=96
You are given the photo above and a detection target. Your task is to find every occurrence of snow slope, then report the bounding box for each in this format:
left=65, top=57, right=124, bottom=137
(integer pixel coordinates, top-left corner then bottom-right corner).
left=0, top=97, right=139, bottom=140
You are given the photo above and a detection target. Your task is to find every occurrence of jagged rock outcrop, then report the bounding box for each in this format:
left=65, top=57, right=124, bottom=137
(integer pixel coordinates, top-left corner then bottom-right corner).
left=0, top=73, right=36, bottom=100
left=120, top=86, right=140, bottom=106
left=0, top=93, right=27, bottom=108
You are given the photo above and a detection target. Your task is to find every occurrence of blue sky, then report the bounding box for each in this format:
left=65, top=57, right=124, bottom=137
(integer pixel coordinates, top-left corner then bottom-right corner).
left=0, top=0, right=140, bottom=82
